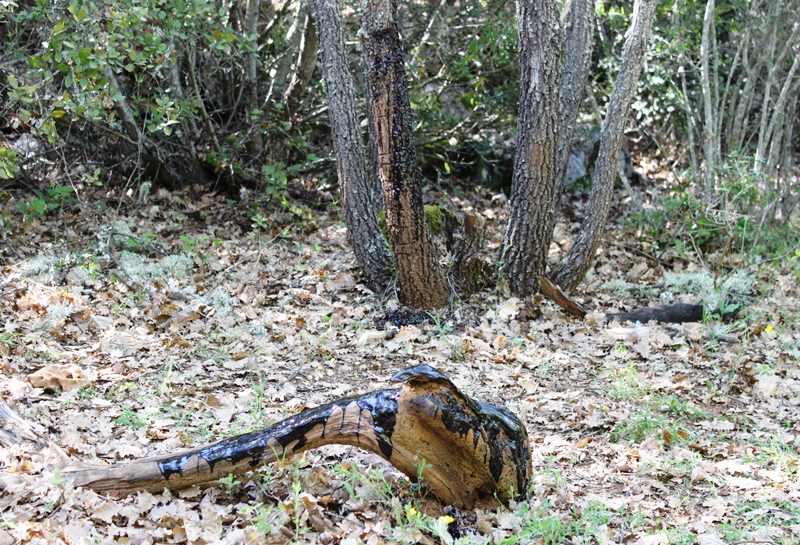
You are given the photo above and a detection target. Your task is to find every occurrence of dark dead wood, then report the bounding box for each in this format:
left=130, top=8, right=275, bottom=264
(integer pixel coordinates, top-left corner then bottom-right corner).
left=606, top=303, right=704, bottom=324
left=538, top=275, right=588, bottom=319
left=606, top=300, right=744, bottom=324
left=538, top=275, right=745, bottom=324
left=0, top=366, right=531, bottom=509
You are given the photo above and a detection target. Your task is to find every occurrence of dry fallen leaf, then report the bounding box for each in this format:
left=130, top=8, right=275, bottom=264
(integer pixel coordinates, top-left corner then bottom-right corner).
left=27, top=364, right=91, bottom=392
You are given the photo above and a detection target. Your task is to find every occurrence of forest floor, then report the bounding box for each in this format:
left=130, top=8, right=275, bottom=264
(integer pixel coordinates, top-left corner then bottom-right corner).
left=0, top=179, right=799, bottom=545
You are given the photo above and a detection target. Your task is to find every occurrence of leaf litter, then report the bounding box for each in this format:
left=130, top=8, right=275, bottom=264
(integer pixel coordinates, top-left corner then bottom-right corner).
left=0, top=184, right=798, bottom=544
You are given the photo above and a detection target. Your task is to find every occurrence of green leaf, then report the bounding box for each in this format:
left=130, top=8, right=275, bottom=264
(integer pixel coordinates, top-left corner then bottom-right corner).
left=28, top=55, right=45, bottom=69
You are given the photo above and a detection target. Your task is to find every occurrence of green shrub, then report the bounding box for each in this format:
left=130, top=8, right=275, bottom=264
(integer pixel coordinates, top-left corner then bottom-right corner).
left=2, top=0, right=314, bottom=191
left=629, top=162, right=800, bottom=264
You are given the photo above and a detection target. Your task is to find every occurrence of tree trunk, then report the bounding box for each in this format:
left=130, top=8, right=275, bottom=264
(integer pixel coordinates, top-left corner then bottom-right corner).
left=360, top=0, right=448, bottom=309
left=762, top=50, right=800, bottom=178
left=730, top=3, right=779, bottom=153
left=500, top=0, right=563, bottom=296
left=555, top=0, right=595, bottom=199
left=551, top=0, right=657, bottom=292
left=679, top=67, right=699, bottom=178
left=700, top=0, right=716, bottom=191
left=754, top=15, right=799, bottom=171
left=311, top=0, right=394, bottom=293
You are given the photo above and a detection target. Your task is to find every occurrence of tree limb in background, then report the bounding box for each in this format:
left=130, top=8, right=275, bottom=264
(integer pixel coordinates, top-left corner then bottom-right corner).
left=186, top=40, right=222, bottom=156
left=551, top=0, right=658, bottom=292
left=554, top=0, right=594, bottom=201
left=700, top=0, right=717, bottom=192
left=283, top=6, right=319, bottom=118
left=102, top=66, right=182, bottom=187
left=166, top=38, right=201, bottom=148
left=243, top=0, right=263, bottom=151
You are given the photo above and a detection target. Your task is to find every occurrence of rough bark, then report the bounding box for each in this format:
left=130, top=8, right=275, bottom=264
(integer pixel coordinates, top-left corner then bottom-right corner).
left=500, top=0, right=563, bottom=296
left=311, top=0, right=394, bottom=292
left=555, top=0, right=595, bottom=198
left=551, top=0, right=657, bottom=292
left=447, top=211, right=489, bottom=297
left=0, top=367, right=532, bottom=510
left=360, top=0, right=448, bottom=309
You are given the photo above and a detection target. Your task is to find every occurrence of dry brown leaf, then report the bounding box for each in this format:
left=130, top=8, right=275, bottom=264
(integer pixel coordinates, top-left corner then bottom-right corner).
left=27, top=364, right=91, bottom=392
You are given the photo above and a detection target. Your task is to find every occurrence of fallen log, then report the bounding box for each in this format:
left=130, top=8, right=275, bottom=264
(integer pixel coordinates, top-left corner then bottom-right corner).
left=538, top=275, right=744, bottom=324
left=605, top=303, right=703, bottom=324
left=0, top=365, right=531, bottom=508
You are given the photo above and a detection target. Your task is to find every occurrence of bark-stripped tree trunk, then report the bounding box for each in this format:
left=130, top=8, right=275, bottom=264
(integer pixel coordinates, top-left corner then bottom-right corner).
left=311, top=0, right=394, bottom=293
left=499, top=0, right=563, bottom=296
left=360, top=0, right=448, bottom=309
left=551, top=0, right=658, bottom=292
